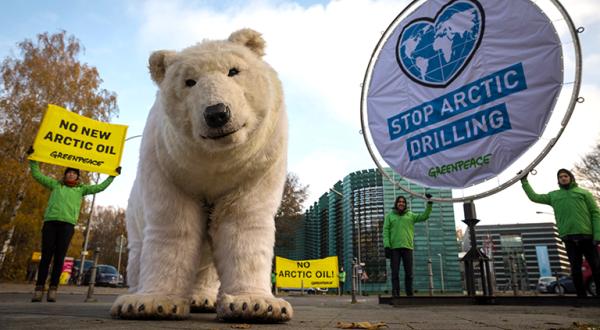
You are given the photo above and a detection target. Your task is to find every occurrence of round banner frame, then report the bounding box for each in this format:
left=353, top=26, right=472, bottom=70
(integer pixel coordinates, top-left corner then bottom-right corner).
left=360, top=0, right=582, bottom=203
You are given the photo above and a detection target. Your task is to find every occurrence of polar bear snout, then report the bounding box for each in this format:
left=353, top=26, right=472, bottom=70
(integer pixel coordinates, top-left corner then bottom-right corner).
left=204, top=103, right=231, bottom=128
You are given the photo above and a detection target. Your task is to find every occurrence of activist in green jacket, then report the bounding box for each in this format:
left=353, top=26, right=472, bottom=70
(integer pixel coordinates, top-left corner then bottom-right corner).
left=383, top=194, right=432, bottom=297
left=521, top=171, right=600, bottom=240
left=30, top=160, right=115, bottom=225
left=28, top=150, right=118, bottom=303
left=521, top=168, right=600, bottom=297
left=383, top=197, right=433, bottom=250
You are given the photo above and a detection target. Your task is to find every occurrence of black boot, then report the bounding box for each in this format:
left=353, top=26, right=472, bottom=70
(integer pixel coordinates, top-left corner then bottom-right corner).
left=31, top=286, right=43, bottom=302
left=47, top=286, right=57, bottom=302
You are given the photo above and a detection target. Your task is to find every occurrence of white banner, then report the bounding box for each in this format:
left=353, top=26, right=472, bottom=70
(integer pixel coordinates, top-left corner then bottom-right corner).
left=366, top=0, right=562, bottom=188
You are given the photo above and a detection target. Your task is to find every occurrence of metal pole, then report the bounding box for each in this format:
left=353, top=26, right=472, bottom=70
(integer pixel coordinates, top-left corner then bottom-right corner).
left=116, top=234, right=124, bottom=276
left=357, top=214, right=361, bottom=280
left=77, top=172, right=100, bottom=285
left=438, top=253, right=445, bottom=293
left=428, top=258, right=434, bottom=296
left=351, top=258, right=357, bottom=304
left=77, top=190, right=97, bottom=285
left=509, top=254, right=518, bottom=296
left=85, top=247, right=100, bottom=302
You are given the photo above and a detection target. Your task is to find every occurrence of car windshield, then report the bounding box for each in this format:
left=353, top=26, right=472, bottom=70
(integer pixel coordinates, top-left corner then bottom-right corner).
left=539, top=277, right=555, bottom=284
left=97, top=265, right=118, bottom=274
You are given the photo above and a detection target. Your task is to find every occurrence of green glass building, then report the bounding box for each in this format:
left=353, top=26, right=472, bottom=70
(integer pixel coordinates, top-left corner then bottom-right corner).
left=276, top=168, right=463, bottom=294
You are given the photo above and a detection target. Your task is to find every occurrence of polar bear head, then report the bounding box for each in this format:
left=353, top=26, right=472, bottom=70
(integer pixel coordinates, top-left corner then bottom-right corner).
left=148, top=29, right=283, bottom=151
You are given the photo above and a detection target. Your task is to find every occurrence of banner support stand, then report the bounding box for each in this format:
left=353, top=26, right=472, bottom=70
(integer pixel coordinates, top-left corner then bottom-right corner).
left=460, top=201, right=494, bottom=297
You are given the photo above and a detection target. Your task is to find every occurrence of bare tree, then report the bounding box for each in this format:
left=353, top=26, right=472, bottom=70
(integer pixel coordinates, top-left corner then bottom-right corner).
left=88, top=206, right=127, bottom=273
left=574, top=141, right=600, bottom=201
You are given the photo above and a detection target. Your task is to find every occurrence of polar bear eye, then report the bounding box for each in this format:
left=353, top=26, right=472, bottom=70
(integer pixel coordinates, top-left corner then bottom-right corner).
left=228, top=68, right=240, bottom=77
left=185, top=79, right=197, bottom=87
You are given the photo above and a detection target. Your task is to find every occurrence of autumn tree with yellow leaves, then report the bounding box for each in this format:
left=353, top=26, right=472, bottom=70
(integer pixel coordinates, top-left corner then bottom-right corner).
left=274, top=173, right=309, bottom=257
left=0, top=31, right=118, bottom=280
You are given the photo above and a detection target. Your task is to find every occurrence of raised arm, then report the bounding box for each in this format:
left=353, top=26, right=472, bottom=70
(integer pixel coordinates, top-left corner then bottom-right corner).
left=82, top=175, right=115, bottom=195
left=29, top=160, right=59, bottom=190
left=521, top=179, right=551, bottom=205
left=414, top=202, right=433, bottom=223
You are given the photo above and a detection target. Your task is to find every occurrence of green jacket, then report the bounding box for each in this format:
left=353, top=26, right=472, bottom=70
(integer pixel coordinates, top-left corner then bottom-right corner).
left=339, top=271, right=346, bottom=283
left=522, top=179, right=600, bottom=241
left=30, top=161, right=115, bottom=225
left=383, top=203, right=432, bottom=250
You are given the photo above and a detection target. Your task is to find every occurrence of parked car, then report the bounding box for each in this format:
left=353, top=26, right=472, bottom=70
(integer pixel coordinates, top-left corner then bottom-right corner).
left=536, top=276, right=557, bottom=293
left=82, top=264, right=124, bottom=287
left=547, top=276, right=577, bottom=295
left=543, top=256, right=597, bottom=296
left=306, top=287, right=328, bottom=295
left=69, top=260, right=94, bottom=284
left=280, top=287, right=328, bottom=294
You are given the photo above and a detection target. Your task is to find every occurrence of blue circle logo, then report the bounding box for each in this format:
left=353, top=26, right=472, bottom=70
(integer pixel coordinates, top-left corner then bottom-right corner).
left=396, top=0, right=485, bottom=88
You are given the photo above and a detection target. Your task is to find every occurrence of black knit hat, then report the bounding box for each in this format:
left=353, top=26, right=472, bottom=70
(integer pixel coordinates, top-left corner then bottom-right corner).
left=64, top=167, right=80, bottom=177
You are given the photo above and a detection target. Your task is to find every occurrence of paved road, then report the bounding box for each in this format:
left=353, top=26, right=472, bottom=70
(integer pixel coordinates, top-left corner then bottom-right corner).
left=1, top=284, right=599, bottom=329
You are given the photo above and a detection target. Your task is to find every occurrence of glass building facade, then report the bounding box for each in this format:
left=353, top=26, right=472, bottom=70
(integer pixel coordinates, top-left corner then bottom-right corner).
left=275, top=168, right=462, bottom=293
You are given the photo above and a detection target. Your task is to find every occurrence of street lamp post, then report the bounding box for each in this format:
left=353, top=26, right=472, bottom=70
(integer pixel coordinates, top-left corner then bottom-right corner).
left=77, top=174, right=99, bottom=285
left=437, top=253, right=445, bottom=293
left=330, top=187, right=363, bottom=300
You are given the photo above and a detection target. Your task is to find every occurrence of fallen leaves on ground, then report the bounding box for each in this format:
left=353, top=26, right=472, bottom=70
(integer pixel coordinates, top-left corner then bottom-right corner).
left=336, top=321, right=388, bottom=329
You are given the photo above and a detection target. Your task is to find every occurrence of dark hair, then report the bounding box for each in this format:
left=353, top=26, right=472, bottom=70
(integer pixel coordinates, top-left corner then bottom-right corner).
left=557, top=168, right=575, bottom=182
left=64, top=167, right=80, bottom=178
left=393, top=195, right=407, bottom=212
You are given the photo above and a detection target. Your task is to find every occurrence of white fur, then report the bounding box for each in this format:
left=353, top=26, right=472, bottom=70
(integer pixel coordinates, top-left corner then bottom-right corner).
left=111, top=29, right=292, bottom=322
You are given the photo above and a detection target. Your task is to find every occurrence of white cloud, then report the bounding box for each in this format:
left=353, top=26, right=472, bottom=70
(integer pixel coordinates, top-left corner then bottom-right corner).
left=99, top=0, right=600, bottom=228
left=290, top=149, right=349, bottom=205
left=137, top=0, right=409, bottom=127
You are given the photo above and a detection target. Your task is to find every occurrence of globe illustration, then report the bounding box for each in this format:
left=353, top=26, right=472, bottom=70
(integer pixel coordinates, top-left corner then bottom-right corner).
left=397, top=1, right=483, bottom=86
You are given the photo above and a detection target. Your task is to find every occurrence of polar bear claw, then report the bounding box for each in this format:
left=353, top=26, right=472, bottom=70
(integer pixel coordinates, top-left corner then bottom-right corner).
left=110, top=294, right=190, bottom=320
left=190, top=292, right=217, bottom=313
left=217, top=293, right=293, bottom=323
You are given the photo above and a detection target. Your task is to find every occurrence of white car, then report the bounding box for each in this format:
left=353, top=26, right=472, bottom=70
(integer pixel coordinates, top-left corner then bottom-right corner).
left=536, top=276, right=557, bottom=293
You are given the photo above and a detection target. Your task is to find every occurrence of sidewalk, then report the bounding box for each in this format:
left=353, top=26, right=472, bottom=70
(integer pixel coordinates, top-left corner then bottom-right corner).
left=1, top=283, right=599, bottom=329
left=0, top=282, right=128, bottom=295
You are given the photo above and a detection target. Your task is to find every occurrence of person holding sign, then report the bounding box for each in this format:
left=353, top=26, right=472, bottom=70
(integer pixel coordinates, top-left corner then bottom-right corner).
left=521, top=169, right=600, bottom=297
left=383, top=194, right=432, bottom=297
left=27, top=147, right=119, bottom=303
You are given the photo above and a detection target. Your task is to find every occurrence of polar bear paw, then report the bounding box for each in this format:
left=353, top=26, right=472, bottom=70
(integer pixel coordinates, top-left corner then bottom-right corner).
left=110, top=293, right=190, bottom=320
left=216, top=293, right=293, bottom=323
left=190, top=291, right=217, bottom=313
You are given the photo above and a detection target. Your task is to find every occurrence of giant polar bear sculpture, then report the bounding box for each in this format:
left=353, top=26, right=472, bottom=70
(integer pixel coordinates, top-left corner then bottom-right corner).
left=110, top=29, right=292, bottom=322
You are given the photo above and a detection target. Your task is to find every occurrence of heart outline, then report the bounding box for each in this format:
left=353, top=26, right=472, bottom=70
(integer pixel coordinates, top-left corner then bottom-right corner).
left=395, top=0, right=485, bottom=88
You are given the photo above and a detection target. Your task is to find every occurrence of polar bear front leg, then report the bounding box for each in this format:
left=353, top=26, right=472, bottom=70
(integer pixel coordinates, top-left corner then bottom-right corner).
left=210, top=200, right=292, bottom=322
left=190, top=239, right=219, bottom=313
left=111, top=182, right=205, bottom=320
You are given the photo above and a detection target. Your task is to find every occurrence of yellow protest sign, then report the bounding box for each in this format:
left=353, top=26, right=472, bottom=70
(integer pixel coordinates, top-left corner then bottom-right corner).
left=31, top=252, right=41, bottom=262
left=28, top=104, right=128, bottom=176
left=275, top=256, right=339, bottom=289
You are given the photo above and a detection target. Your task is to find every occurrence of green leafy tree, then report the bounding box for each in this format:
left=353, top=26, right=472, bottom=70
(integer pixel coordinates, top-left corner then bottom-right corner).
left=0, top=31, right=118, bottom=279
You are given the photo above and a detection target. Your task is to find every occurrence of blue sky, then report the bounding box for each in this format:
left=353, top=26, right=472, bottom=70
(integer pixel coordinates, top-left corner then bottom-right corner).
left=2, top=0, right=600, bottom=230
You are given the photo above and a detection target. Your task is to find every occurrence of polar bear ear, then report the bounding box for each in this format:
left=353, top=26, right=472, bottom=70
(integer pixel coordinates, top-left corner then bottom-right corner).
left=148, top=50, right=177, bottom=84
left=228, top=29, right=266, bottom=57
